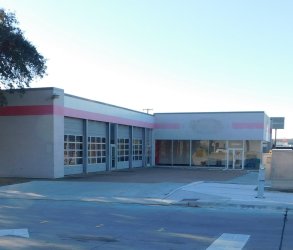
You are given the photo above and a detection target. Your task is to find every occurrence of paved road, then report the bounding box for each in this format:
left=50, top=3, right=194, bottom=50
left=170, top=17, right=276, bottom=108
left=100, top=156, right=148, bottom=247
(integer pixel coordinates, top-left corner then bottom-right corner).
left=0, top=198, right=292, bottom=250
left=1, top=168, right=292, bottom=249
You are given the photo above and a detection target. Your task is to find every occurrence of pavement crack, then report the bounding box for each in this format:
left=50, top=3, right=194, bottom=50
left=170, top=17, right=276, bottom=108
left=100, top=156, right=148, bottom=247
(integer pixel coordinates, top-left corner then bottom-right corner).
left=58, top=234, right=118, bottom=243
left=279, top=208, right=288, bottom=250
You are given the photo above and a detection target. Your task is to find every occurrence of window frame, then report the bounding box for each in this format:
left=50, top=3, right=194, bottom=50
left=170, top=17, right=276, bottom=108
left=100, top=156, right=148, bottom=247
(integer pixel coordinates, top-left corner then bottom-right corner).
left=64, top=135, right=83, bottom=166
left=132, top=138, right=143, bottom=161
left=87, top=136, right=107, bottom=164
left=118, top=138, right=129, bottom=162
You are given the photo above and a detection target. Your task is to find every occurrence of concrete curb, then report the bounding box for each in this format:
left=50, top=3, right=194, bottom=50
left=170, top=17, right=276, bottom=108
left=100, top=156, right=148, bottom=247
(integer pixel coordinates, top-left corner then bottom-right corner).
left=1, top=177, right=293, bottom=211
left=0, top=194, right=176, bottom=206
left=1, top=192, right=293, bottom=211
left=173, top=199, right=293, bottom=211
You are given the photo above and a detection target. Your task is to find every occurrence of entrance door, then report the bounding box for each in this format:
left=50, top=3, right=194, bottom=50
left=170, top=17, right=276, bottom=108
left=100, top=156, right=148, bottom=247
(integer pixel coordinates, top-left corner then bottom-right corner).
left=227, top=149, right=244, bottom=170
left=146, top=145, right=151, bottom=166
left=110, top=144, right=117, bottom=170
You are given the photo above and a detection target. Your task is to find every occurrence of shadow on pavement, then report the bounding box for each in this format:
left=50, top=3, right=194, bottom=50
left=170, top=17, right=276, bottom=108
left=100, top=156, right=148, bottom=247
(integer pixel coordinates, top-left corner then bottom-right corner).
left=61, top=167, right=250, bottom=183
left=0, top=167, right=253, bottom=186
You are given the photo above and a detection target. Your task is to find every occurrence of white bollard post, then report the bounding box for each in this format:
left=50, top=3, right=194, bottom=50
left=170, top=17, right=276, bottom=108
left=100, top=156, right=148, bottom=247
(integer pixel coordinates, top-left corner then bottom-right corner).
left=256, top=164, right=265, bottom=198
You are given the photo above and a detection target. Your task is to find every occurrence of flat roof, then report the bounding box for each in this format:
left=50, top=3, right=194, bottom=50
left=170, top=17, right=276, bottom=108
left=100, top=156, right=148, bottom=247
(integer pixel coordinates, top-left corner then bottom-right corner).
left=65, top=93, right=154, bottom=117
left=4, top=88, right=268, bottom=117
left=154, top=111, right=266, bottom=115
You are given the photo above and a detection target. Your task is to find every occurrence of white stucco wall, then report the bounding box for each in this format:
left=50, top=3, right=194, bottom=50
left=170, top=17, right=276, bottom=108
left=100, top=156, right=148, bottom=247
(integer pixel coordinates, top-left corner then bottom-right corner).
left=64, top=94, right=155, bottom=128
left=153, top=112, right=269, bottom=141
left=0, top=88, right=64, bottom=178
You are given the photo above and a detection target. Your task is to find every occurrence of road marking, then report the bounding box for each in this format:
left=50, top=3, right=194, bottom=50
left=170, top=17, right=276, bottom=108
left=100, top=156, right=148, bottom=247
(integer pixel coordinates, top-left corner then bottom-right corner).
left=0, top=228, right=29, bottom=238
left=207, top=233, right=250, bottom=250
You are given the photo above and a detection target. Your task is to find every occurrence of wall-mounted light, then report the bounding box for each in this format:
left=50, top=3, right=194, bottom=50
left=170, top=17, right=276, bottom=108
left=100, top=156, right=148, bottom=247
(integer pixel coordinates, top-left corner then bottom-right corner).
left=51, top=93, right=60, bottom=99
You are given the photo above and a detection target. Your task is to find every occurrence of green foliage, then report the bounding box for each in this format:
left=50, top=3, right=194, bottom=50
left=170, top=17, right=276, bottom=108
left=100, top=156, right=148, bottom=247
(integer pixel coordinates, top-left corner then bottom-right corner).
left=0, top=8, right=47, bottom=104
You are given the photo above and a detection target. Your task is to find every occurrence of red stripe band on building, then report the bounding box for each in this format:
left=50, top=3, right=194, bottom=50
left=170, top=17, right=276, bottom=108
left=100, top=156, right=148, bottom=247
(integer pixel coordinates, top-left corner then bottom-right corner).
left=0, top=105, right=56, bottom=116
left=0, top=105, right=154, bottom=128
left=232, top=122, right=264, bottom=129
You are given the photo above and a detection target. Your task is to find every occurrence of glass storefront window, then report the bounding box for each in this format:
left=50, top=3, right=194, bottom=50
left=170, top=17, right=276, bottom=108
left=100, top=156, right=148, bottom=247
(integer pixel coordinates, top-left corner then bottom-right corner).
left=208, top=140, right=227, bottom=167
left=244, top=140, right=261, bottom=169
left=228, top=140, right=243, bottom=148
left=155, top=139, right=262, bottom=169
left=155, top=140, right=172, bottom=165
left=173, top=140, right=190, bottom=166
left=191, top=140, right=209, bottom=166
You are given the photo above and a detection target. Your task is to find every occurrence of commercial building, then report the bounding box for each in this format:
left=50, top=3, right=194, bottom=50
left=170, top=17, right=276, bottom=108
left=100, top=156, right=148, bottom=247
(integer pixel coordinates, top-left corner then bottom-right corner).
left=0, top=88, right=271, bottom=178
left=154, top=112, right=271, bottom=169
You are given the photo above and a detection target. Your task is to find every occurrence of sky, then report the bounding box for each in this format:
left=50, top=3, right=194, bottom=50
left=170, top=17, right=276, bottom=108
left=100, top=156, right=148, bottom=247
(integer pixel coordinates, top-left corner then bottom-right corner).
left=1, top=0, right=293, bottom=138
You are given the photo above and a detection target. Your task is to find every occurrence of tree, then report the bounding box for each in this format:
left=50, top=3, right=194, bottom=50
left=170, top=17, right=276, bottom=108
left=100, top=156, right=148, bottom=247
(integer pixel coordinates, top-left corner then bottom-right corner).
left=0, top=8, right=47, bottom=105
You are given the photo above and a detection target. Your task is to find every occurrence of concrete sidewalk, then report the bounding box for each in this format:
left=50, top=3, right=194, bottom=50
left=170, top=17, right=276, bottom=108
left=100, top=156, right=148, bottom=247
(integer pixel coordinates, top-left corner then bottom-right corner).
left=166, top=181, right=293, bottom=210
left=0, top=168, right=292, bottom=210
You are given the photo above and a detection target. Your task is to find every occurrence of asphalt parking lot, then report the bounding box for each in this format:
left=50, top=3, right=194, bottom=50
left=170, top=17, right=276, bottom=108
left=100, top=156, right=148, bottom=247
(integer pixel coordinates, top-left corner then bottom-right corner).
left=0, top=167, right=250, bottom=186
left=0, top=177, right=30, bottom=186
left=62, top=167, right=249, bottom=183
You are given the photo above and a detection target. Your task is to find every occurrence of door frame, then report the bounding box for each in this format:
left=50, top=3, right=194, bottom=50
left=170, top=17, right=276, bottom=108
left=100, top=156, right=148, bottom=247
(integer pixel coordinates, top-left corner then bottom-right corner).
left=110, top=144, right=117, bottom=170
left=226, top=148, right=244, bottom=170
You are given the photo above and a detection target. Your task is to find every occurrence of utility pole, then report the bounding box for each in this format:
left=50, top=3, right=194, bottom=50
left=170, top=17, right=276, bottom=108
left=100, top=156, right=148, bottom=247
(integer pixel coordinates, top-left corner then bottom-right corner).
left=143, top=108, right=153, bottom=114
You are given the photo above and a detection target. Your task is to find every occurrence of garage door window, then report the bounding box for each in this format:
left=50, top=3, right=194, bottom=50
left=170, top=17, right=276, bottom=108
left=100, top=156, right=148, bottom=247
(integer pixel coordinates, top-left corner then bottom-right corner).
left=64, top=135, right=83, bottom=165
left=118, top=138, right=129, bottom=162
left=133, top=139, right=143, bottom=161
left=88, top=136, right=106, bottom=164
